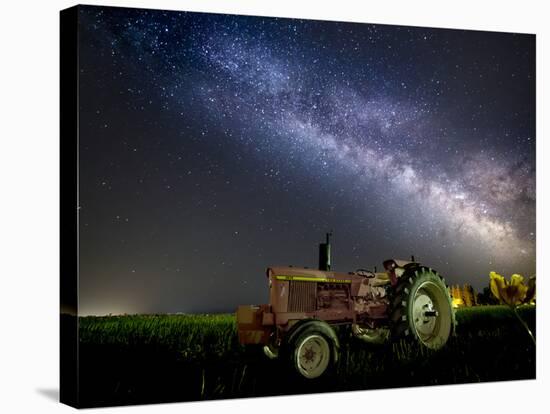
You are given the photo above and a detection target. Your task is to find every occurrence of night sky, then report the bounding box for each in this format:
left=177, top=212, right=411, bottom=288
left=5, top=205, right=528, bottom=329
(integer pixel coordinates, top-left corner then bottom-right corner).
left=77, top=5, right=535, bottom=316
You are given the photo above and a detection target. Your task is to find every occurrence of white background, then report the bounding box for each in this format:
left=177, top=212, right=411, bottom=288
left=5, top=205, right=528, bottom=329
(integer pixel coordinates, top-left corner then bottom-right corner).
left=0, top=0, right=547, bottom=412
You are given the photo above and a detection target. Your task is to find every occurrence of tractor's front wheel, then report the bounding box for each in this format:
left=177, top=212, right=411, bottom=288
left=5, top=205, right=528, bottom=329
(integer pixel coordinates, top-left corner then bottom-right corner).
left=282, top=320, right=339, bottom=379
left=293, top=332, right=331, bottom=378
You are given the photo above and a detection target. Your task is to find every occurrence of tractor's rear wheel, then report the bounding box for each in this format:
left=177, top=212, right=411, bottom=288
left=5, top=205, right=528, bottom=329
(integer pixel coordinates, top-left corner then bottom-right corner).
left=391, top=267, right=454, bottom=349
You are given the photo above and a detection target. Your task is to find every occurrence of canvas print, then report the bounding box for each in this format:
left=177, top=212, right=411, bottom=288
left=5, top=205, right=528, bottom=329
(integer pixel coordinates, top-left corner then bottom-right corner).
left=60, top=4, right=536, bottom=408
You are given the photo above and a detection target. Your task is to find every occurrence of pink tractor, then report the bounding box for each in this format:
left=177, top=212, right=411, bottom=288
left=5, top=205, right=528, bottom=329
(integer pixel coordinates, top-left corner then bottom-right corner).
left=236, top=233, right=455, bottom=379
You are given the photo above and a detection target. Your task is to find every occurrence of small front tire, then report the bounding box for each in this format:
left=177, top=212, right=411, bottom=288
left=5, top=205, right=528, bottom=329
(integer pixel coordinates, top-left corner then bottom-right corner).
left=283, top=320, right=338, bottom=380
left=293, top=333, right=331, bottom=379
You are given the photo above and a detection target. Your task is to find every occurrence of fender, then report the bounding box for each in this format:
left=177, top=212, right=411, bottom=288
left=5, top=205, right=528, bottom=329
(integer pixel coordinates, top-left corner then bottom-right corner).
left=383, top=259, right=421, bottom=286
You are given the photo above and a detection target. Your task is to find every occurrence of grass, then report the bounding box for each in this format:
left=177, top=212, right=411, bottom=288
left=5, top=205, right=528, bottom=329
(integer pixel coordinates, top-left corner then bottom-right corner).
left=73, top=305, right=535, bottom=407
left=79, top=314, right=237, bottom=355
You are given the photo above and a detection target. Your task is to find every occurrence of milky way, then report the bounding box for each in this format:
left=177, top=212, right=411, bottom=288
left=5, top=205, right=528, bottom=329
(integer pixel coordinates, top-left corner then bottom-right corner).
left=77, top=6, right=535, bottom=314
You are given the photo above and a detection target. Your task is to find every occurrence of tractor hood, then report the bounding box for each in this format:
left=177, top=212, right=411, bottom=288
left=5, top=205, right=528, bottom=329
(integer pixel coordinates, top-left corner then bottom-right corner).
left=267, top=266, right=353, bottom=283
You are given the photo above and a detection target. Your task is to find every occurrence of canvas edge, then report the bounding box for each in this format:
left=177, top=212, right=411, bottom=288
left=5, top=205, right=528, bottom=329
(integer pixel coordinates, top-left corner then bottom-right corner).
left=60, top=4, right=80, bottom=409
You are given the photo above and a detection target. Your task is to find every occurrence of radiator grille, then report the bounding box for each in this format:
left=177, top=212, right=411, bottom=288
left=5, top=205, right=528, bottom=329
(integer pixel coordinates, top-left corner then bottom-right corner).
left=288, top=281, right=317, bottom=312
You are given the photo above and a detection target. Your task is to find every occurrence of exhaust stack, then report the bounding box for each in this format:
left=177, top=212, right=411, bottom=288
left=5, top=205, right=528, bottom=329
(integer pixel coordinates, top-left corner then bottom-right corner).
left=319, top=232, right=332, bottom=271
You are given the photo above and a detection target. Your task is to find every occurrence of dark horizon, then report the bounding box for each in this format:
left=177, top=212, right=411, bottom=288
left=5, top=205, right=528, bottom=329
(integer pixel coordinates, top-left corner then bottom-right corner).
left=77, top=5, right=535, bottom=316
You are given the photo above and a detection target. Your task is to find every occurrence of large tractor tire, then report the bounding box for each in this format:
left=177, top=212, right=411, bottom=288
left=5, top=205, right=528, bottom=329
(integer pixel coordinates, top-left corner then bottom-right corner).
left=281, top=319, right=339, bottom=379
left=391, top=266, right=455, bottom=349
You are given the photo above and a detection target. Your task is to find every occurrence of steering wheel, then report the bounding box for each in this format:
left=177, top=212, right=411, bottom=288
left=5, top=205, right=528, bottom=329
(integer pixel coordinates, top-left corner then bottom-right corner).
left=355, top=268, right=375, bottom=278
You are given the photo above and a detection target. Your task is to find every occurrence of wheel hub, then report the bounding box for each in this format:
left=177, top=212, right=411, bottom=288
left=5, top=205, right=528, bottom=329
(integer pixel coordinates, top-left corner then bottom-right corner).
left=296, top=334, right=330, bottom=379
left=303, top=346, right=317, bottom=363
left=413, top=291, right=438, bottom=338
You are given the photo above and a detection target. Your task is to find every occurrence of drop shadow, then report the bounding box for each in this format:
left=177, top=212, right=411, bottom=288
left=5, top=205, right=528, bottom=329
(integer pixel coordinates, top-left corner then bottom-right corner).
left=36, top=388, right=59, bottom=402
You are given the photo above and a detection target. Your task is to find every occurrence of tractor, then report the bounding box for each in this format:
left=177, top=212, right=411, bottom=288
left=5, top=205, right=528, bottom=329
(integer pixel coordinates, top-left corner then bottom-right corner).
left=236, top=233, right=455, bottom=379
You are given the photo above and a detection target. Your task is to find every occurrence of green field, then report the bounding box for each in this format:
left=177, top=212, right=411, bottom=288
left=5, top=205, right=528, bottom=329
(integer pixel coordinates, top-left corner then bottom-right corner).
left=74, top=305, right=535, bottom=407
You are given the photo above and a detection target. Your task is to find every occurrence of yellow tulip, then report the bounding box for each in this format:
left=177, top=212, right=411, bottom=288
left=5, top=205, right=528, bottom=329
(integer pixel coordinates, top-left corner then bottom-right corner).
left=488, top=271, right=536, bottom=346
left=489, top=271, right=528, bottom=306
left=489, top=272, right=505, bottom=302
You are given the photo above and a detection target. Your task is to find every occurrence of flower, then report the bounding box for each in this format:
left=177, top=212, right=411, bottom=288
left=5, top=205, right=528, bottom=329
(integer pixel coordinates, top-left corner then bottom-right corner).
left=489, top=271, right=535, bottom=346
left=489, top=271, right=528, bottom=306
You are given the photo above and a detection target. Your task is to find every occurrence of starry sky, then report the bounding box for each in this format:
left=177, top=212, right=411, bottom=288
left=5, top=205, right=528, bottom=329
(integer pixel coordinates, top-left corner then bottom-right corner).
left=77, top=5, right=535, bottom=316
